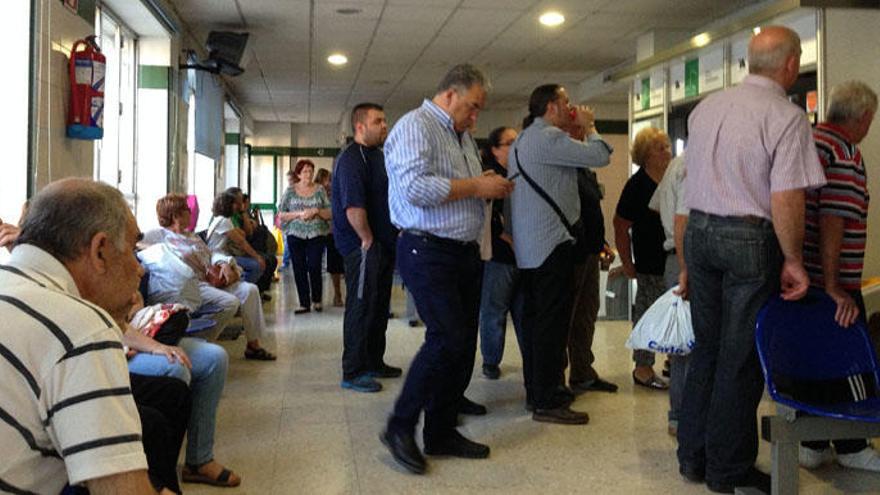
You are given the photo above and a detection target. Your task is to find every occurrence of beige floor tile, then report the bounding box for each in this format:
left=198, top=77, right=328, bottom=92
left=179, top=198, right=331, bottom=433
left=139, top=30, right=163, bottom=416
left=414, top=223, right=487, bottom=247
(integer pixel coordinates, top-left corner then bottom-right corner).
left=191, top=278, right=880, bottom=494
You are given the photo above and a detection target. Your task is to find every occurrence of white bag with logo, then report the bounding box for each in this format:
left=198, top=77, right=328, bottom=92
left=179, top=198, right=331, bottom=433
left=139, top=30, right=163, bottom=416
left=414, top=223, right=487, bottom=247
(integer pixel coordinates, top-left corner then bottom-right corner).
left=625, top=286, right=695, bottom=356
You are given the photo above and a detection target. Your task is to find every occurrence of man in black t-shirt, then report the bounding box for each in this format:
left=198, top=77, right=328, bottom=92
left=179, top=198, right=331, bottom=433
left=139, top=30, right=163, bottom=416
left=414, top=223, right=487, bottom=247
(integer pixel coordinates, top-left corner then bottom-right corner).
left=332, top=103, right=400, bottom=393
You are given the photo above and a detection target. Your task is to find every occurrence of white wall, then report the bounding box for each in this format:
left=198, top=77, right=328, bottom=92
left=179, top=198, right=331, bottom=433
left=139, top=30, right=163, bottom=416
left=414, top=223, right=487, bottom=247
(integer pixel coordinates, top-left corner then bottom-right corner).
left=824, top=8, right=880, bottom=278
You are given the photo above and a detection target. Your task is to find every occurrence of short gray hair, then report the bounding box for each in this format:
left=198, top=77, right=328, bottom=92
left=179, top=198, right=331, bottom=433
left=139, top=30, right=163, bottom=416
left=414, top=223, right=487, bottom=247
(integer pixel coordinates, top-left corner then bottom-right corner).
left=436, top=64, right=491, bottom=95
left=827, top=80, right=878, bottom=125
left=748, top=27, right=801, bottom=75
left=16, top=178, right=131, bottom=262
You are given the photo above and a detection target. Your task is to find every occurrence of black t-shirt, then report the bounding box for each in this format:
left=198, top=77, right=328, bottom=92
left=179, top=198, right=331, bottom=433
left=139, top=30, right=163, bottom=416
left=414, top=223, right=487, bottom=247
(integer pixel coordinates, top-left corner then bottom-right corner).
left=331, top=143, right=398, bottom=256
left=615, top=168, right=666, bottom=276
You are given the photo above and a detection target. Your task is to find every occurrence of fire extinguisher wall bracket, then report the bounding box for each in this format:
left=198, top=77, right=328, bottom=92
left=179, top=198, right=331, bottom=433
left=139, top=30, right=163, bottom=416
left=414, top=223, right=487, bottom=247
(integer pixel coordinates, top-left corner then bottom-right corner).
left=66, top=35, right=106, bottom=140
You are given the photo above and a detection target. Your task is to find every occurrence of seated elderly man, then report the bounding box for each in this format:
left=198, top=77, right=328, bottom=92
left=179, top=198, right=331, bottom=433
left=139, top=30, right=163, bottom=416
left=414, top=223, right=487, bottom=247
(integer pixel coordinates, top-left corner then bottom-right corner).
left=140, top=193, right=276, bottom=361
left=0, top=178, right=154, bottom=494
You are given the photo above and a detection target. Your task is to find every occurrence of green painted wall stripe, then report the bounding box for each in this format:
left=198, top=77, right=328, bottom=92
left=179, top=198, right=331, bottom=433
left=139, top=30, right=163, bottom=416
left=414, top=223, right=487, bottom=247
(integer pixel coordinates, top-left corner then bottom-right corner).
left=251, top=147, right=341, bottom=158
left=139, top=65, right=169, bottom=89
left=225, top=133, right=240, bottom=145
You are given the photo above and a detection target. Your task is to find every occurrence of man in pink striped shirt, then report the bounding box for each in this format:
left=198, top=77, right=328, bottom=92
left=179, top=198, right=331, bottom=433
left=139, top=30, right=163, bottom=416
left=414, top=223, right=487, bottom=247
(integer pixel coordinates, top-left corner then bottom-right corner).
left=677, top=26, right=826, bottom=493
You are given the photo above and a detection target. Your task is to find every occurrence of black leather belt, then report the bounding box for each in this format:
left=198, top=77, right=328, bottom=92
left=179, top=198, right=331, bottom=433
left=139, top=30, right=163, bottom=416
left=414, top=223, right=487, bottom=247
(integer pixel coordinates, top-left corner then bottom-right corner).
left=402, top=229, right=477, bottom=248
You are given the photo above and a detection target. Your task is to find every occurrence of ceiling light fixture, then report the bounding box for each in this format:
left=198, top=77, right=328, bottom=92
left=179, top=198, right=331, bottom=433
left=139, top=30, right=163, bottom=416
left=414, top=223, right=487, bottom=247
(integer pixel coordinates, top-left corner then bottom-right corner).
left=335, top=8, right=362, bottom=15
left=753, top=26, right=762, bottom=35
left=692, top=32, right=711, bottom=47
left=327, top=53, right=348, bottom=66
left=539, top=11, right=565, bottom=27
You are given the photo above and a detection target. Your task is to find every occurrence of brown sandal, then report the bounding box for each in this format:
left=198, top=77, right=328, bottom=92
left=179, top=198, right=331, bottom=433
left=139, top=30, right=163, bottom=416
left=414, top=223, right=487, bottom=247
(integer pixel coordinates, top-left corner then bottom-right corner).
left=182, top=463, right=241, bottom=487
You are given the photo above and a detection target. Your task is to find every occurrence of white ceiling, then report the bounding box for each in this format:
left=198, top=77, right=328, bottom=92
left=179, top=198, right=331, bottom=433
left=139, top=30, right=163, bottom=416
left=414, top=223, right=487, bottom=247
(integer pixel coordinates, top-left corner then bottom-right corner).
left=169, top=0, right=762, bottom=125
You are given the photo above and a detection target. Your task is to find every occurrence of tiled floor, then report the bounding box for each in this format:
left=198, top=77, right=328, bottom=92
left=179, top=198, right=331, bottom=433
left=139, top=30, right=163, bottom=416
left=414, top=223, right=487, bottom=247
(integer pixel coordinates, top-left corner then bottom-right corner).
left=184, top=274, right=880, bottom=494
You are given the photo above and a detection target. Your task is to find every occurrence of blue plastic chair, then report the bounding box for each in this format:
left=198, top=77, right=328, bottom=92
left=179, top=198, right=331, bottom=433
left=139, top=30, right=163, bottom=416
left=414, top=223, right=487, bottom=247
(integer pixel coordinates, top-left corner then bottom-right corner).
left=755, top=287, right=880, bottom=422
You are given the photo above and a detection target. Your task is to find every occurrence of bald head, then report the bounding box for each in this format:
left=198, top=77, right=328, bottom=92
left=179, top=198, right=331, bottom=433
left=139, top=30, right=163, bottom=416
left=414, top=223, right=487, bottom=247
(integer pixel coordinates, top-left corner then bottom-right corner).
left=16, top=178, right=132, bottom=262
left=748, top=26, right=801, bottom=87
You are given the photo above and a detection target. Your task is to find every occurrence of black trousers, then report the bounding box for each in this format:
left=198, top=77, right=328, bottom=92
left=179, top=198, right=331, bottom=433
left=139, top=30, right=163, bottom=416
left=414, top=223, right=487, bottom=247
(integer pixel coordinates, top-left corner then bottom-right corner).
left=388, top=232, right=481, bottom=442
left=519, top=242, right=575, bottom=409
left=341, top=243, right=395, bottom=380
left=130, top=373, right=191, bottom=494
left=288, top=235, right=325, bottom=306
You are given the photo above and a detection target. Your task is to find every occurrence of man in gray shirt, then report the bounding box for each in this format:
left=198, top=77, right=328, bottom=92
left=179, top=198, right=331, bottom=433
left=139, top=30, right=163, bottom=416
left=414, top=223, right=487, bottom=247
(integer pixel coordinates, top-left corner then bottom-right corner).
left=509, top=84, right=611, bottom=425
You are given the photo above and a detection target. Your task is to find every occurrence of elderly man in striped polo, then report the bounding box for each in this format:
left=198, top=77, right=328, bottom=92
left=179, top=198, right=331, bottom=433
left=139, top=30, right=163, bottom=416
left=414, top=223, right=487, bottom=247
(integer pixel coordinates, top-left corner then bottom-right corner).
left=0, top=178, right=155, bottom=493
left=799, top=80, right=878, bottom=472
left=380, top=63, right=513, bottom=475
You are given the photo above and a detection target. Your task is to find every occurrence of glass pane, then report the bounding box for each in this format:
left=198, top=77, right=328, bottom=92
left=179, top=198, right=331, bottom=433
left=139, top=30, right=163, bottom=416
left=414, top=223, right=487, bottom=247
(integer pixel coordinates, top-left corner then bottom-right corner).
left=192, top=153, right=216, bottom=232
left=95, top=13, right=120, bottom=186
left=251, top=155, right=275, bottom=205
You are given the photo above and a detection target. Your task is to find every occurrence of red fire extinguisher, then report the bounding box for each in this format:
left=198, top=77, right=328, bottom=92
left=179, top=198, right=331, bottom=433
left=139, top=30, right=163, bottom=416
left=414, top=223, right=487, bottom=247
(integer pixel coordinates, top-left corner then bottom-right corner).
left=66, top=35, right=105, bottom=140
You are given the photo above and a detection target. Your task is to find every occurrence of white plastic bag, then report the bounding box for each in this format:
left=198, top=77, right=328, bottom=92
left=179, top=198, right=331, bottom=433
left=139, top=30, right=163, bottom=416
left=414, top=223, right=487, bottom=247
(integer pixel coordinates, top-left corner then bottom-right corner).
left=625, top=286, right=695, bottom=356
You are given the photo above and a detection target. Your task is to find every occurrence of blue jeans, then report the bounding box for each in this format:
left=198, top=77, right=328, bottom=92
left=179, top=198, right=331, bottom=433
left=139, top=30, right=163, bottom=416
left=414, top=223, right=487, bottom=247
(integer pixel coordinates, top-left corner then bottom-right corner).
left=235, top=256, right=262, bottom=285
left=479, top=260, right=523, bottom=367
left=388, top=232, right=482, bottom=442
left=127, top=337, right=229, bottom=466
left=677, top=210, right=781, bottom=486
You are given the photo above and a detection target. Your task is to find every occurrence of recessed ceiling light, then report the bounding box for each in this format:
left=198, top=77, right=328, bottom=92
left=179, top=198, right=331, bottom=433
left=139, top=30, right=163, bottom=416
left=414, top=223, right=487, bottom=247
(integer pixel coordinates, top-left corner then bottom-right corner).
left=692, top=32, right=711, bottom=47
left=335, top=8, right=362, bottom=15
left=753, top=26, right=762, bottom=35
left=327, top=53, right=348, bottom=66
left=539, top=11, right=565, bottom=27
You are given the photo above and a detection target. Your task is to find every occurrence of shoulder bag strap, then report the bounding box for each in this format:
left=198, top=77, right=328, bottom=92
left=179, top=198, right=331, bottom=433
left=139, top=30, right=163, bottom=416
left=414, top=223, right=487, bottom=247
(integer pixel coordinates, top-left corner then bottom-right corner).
left=514, top=146, right=577, bottom=238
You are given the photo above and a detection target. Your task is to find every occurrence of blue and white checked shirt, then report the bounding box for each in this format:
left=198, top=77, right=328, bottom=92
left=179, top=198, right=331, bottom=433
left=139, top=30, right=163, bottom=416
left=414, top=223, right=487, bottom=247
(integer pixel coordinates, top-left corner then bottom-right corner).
left=385, top=99, right=485, bottom=242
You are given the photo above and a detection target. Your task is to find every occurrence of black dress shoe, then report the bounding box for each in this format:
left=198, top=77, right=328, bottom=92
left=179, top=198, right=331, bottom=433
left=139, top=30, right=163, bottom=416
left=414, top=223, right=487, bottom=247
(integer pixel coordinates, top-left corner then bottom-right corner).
left=370, top=363, right=403, bottom=378
left=532, top=406, right=589, bottom=425
left=482, top=364, right=500, bottom=380
left=380, top=429, right=426, bottom=475
left=458, top=397, right=487, bottom=415
left=707, top=468, right=770, bottom=494
left=679, top=464, right=705, bottom=483
left=424, top=430, right=490, bottom=459
left=571, top=377, right=619, bottom=394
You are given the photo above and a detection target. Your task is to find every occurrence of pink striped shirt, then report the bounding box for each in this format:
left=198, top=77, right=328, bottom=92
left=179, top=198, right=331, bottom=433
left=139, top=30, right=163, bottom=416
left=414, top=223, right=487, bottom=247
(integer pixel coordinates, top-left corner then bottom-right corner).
left=684, top=75, right=826, bottom=219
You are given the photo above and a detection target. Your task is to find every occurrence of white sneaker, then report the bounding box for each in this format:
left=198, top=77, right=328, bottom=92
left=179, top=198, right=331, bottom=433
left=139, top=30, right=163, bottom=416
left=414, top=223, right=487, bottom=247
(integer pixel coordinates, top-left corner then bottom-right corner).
left=837, top=447, right=880, bottom=472
left=799, top=445, right=833, bottom=469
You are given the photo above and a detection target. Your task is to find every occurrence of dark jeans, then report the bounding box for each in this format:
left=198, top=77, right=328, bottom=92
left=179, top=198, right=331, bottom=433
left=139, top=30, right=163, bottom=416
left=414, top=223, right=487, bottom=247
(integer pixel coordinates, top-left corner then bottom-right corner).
left=235, top=256, right=262, bottom=285
left=342, top=243, right=395, bottom=380
left=388, top=232, right=482, bottom=442
left=802, top=291, right=870, bottom=454
left=519, top=242, right=575, bottom=409
left=130, top=373, right=192, bottom=494
left=664, top=253, right=690, bottom=426
left=288, top=235, right=325, bottom=307
left=677, top=210, right=782, bottom=486
left=479, top=260, right=524, bottom=367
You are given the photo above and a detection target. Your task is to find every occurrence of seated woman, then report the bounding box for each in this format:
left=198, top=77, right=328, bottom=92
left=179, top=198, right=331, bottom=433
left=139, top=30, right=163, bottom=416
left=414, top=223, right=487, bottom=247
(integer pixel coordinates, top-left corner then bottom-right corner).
left=123, top=292, right=241, bottom=487
left=141, top=193, right=276, bottom=361
left=207, top=191, right=266, bottom=286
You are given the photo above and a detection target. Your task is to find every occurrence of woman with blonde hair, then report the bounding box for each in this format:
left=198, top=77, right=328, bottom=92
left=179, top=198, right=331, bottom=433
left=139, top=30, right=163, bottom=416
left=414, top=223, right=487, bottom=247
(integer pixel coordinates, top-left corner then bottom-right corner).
left=613, top=127, right=672, bottom=390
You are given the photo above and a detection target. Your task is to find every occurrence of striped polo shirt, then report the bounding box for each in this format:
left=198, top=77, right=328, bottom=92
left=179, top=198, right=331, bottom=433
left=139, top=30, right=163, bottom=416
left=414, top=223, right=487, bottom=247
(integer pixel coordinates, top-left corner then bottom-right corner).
left=385, top=99, right=485, bottom=241
left=804, top=123, right=870, bottom=291
left=0, top=245, right=146, bottom=493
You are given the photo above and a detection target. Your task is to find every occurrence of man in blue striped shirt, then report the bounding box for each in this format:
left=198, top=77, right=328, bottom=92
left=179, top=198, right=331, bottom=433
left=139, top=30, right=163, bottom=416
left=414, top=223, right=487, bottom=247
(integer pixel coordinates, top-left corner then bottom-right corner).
left=381, top=64, right=513, bottom=475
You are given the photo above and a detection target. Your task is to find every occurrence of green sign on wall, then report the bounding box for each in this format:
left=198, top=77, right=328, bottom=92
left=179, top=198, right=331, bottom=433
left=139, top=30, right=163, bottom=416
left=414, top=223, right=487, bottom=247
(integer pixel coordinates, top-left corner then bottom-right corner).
left=640, top=78, right=650, bottom=110
left=685, top=59, right=699, bottom=98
